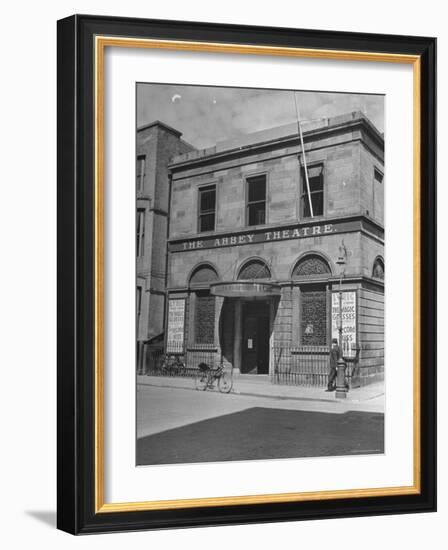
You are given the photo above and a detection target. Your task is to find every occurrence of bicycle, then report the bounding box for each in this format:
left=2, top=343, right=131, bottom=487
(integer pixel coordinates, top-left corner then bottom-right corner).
left=194, top=362, right=233, bottom=393
left=158, top=353, right=186, bottom=377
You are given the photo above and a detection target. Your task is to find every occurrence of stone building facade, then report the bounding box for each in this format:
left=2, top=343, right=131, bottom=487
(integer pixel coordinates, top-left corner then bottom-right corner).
left=163, top=112, right=385, bottom=387
left=136, top=121, right=194, bottom=372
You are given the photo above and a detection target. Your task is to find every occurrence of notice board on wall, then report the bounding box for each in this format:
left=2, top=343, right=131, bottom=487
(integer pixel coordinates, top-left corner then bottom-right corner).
left=331, top=291, right=357, bottom=357
left=166, top=299, right=186, bottom=353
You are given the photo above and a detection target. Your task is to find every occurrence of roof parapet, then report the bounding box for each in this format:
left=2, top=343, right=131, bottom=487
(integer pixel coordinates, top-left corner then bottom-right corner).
left=137, top=120, right=183, bottom=138
left=169, top=111, right=383, bottom=166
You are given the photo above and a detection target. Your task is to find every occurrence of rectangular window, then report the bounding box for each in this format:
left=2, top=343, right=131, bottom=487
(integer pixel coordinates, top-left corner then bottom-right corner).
left=301, top=165, right=324, bottom=218
left=136, top=209, right=145, bottom=257
left=136, top=286, right=142, bottom=320
left=374, top=167, right=384, bottom=184
left=198, top=185, right=216, bottom=232
left=300, top=286, right=327, bottom=345
left=246, top=175, right=266, bottom=226
left=373, top=167, right=384, bottom=220
left=194, top=291, right=216, bottom=344
left=136, top=155, right=146, bottom=192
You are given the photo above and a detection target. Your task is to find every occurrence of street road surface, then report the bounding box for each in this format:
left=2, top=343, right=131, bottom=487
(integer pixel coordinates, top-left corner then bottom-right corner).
left=136, top=384, right=384, bottom=465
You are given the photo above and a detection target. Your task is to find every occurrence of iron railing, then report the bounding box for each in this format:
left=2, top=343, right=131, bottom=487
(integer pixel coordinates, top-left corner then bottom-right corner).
left=142, top=342, right=220, bottom=378
left=272, top=344, right=330, bottom=387
left=141, top=342, right=334, bottom=387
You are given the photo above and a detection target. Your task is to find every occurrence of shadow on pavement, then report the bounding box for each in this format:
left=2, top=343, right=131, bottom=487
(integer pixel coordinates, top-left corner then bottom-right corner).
left=137, top=407, right=384, bottom=466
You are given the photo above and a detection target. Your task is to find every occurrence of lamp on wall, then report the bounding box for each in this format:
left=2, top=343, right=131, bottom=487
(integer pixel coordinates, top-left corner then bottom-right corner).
left=335, top=241, right=347, bottom=348
left=336, top=240, right=348, bottom=269
left=335, top=240, right=348, bottom=398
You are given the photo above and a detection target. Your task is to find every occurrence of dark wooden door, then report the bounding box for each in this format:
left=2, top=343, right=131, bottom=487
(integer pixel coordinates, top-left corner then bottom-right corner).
left=242, top=302, right=270, bottom=374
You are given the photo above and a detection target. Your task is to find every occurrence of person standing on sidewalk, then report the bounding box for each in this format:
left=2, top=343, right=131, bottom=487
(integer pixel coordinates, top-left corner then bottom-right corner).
left=326, top=338, right=340, bottom=392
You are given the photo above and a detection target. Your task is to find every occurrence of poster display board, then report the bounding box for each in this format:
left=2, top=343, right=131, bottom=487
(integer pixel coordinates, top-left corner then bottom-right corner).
left=166, top=299, right=185, bottom=353
left=331, top=291, right=357, bottom=357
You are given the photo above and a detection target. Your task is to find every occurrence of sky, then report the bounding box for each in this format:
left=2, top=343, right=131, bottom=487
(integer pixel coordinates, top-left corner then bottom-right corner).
left=137, top=83, right=384, bottom=149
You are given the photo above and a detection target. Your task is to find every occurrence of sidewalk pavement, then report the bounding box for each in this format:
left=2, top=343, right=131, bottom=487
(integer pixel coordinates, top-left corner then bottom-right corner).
left=137, top=373, right=384, bottom=407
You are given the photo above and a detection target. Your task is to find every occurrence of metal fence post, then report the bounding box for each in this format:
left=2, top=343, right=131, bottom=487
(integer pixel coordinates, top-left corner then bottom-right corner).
left=335, top=357, right=347, bottom=398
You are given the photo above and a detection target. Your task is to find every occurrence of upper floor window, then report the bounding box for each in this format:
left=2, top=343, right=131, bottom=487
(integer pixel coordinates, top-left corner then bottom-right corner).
left=374, top=167, right=384, bottom=185
left=136, top=286, right=142, bottom=321
left=136, top=155, right=146, bottom=192
left=301, top=165, right=324, bottom=218
left=372, top=257, right=385, bottom=280
left=246, top=175, right=266, bottom=226
left=198, top=185, right=216, bottom=233
left=136, top=209, right=146, bottom=257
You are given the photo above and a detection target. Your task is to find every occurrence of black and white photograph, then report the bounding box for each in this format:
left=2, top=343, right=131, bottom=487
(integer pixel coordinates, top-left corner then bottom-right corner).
left=0, top=0, right=440, bottom=543
left=135, top=84, right=385, bottom=466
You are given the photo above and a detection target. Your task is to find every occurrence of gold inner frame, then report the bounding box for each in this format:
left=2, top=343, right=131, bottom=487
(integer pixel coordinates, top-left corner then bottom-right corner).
left=94, top=36, right=421, bottom=514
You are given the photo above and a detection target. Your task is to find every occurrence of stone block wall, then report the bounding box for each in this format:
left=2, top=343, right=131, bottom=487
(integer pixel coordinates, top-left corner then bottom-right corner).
left=169, top=113, right=384, bottom=244
left=219, top=298, right=235, bottom=369
left=360, top=145, right=384, bottom=224
left=169, top=140, right=363, bottom=239
left=167, top=231, right=362, bottom=290
left=273, top=288, right=293, bottom=346
left=136, top=122, right=195, bottom=342
left=357, top=286, right=385, bottom=385
left=360, top=232, right=385, bottom=279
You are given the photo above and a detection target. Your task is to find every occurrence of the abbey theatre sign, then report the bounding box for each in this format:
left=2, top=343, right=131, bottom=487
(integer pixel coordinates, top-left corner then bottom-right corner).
left=168, top=217, right=376, bottom=253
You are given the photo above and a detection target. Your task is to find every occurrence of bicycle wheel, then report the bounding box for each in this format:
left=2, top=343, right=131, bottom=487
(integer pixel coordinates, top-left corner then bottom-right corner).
left=218, top=372, right=233, bottom=393
left=169, top=361, right=179, bottom=377
left=159, top=358, right=168, bottom=376
left=195, top=371, right=208, bottom=391
left=176, top=361, right=186, bottom=377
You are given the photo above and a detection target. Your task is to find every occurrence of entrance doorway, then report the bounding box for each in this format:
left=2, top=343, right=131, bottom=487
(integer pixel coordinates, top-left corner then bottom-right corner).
left=241, top=301, right=270, bottom=374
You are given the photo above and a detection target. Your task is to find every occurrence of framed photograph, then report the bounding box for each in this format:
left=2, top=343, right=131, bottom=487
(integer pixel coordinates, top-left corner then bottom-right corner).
left=57, top=14, right=436, bottom=534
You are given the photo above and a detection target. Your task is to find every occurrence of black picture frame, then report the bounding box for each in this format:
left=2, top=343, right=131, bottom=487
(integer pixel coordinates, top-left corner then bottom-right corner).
left=57, top=14, right=436, bottom=534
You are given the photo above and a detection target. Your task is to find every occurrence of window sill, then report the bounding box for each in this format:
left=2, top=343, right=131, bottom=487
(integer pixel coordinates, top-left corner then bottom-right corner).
left=187, top=345, right=218, bottom=352
left=290, top=346, right=329, bottom=354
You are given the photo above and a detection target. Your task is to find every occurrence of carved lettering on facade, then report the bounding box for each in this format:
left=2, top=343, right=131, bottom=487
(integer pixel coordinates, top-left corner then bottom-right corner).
left=173, top=222, right=342, bottom=252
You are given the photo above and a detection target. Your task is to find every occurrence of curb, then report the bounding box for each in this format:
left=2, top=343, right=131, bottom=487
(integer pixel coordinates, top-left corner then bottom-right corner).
left=137, top=378, right=383, bottom=405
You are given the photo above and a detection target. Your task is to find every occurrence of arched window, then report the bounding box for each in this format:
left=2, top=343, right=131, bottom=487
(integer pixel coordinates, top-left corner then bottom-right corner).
left=238, top=259, right=271, bottom=280
left=292, top=254, right=331, bottom=279
left=189, top=265, right=218, bottom=345
left=291, top=254, right=331, bottom=346
left=189, top=264, right=219, bottom=286
left=372, top=257, right=385, bottom=280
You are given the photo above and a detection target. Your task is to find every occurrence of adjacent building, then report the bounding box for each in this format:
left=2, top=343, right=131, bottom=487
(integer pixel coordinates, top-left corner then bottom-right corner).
left=164, top=112, right=385, bottom=387
left=136, top=121, right=194, bottom=373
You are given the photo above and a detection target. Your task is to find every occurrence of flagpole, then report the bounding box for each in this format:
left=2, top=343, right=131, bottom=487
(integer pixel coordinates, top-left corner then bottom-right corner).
left=293, top=92, right=314, bottom=218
